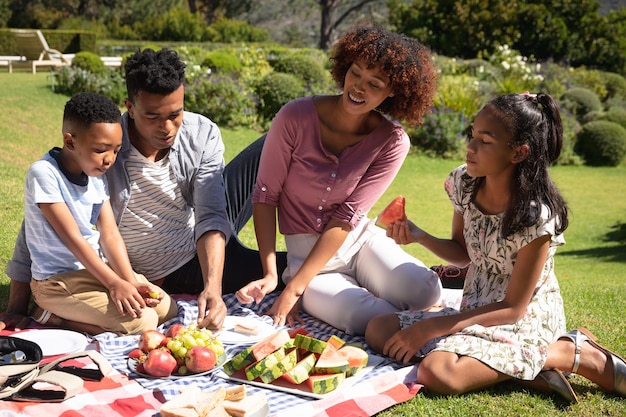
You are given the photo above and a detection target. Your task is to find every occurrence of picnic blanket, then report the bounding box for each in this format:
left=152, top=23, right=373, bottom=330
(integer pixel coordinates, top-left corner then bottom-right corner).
left=0, top=290, right=462, bottom=416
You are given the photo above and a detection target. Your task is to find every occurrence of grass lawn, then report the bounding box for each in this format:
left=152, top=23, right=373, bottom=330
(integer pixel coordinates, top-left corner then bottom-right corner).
left=0, top=73, right=625, bottom=416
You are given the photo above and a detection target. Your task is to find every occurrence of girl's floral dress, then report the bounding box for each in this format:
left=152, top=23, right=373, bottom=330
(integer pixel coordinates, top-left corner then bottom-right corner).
left=397, top=165, right=566, bottom=380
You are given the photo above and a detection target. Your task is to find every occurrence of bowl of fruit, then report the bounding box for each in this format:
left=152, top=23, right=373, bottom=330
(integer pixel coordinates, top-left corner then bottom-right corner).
left=127, top=323, right=226, bottom=379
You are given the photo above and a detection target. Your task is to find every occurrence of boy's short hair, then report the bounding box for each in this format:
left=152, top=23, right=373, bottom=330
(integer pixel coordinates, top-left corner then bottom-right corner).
left=63, top=92, right=121, bottom=130
left=124, top=48, right=186, bottom=102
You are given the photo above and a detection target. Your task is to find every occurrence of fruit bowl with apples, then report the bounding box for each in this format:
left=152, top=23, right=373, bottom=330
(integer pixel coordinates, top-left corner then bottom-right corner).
left=127, top=324, right=227, bottom=379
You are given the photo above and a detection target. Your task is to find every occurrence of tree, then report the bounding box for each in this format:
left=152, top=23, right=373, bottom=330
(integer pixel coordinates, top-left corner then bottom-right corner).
left=315, top=0, right=381, bottom=50
left=192, top=0, right=254, bottom=24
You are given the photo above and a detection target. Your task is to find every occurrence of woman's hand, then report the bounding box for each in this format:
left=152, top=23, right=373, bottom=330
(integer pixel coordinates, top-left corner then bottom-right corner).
left=383, top=320, right=431, bottom=364
left=264, top=286, right=305, bottom=328
left=387, top=219, right=426, bottom=245
left=235, top=274, right=278, bottom=305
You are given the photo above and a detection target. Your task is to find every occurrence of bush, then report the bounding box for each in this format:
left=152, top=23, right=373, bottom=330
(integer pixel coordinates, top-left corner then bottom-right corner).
left=205, top=19, right=269, bottom=43
left=408, top=107, right=466, bottom=159
left=255, top=72, right=304, bottom=125
left=583, top=107, right=626, bottom=130
left=556, top=109, right=583, bottom=166
left=71, top=51, right=106, bottom=75
left=560, top=88, right=603, bottom=120
left=571, top=68, right=609, bottom=101
left=202, top=50, right=242, bottom=74
left=184, top=75, right=257, bottom=129
left=574, top=120, right=626, bottom=166
left=602, top=72, right=626, bottom=101
left=271, top=54, right=329, bottom=93
left=54, top=66, right=126, bottom=106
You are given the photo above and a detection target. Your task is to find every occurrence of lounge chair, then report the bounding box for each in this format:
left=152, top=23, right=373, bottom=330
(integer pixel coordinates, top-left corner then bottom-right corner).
left=10, top=29, right=74, bottom=74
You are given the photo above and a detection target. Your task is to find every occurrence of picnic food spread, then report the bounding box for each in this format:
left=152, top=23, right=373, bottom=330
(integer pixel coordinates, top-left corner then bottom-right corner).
left=222, top=329, right=369, bottom=395
left=374, top=195, right=407, bottom=228
left=128, top=324, right=225, bottom=377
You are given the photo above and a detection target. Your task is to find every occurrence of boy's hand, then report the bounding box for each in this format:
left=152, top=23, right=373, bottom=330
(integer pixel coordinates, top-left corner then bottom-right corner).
left=136, top=283, right=165, bottom=307
left=108, top=281, right=146, bottom=317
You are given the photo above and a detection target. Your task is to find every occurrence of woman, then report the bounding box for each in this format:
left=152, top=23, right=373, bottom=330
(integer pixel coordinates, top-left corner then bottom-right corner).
left=235, top=22, right=441, bottom=335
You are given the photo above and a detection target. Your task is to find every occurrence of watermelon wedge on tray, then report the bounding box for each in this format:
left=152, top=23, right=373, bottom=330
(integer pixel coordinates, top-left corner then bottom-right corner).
left=374, top=195, right=407, bottom=228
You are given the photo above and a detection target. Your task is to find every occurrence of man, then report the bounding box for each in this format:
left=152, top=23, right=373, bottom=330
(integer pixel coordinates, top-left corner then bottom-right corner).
left=2, top=49, right=280, bottom=332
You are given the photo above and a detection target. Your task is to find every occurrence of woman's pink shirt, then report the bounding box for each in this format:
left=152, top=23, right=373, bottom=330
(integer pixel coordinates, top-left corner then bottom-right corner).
left=252, top=97, right=409, bottom=235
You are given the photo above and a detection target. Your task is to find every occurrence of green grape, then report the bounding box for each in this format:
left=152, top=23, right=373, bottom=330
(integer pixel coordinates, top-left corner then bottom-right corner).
left=181, top=334, right=197, bottom=349
left=167, top=339, right=183, bottom=353
left=176, top=346, right=187, bottom=359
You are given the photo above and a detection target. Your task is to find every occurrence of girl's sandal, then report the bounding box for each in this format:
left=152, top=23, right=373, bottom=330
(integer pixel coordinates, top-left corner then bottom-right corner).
left=559, top=327, right=626, bottom=397
left=537, top=369, right=578, bottom=403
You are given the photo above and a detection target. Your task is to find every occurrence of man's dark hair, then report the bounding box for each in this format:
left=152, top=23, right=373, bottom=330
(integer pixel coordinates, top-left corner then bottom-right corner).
left=124, top=48, right=186, bottom=101
left=63, top=92, right=121, bottom=129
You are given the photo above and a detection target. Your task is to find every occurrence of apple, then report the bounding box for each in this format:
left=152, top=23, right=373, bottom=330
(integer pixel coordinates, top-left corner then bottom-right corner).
left=165, top=323, right=185, bottom=338
left=185, top=346, right=217, bottom=373
left=159, top=337, right=171, bottom=348
left=138, top=329, right=166, bottom=353
left=143, top=349, right=177, bottom=377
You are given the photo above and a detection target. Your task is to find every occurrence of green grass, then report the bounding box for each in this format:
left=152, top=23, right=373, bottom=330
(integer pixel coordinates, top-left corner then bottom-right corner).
left=1, top=73, right=625, bottom=416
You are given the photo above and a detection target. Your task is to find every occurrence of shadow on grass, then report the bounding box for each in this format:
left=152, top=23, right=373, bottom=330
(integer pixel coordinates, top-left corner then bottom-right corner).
left=560, top=222, right=626, bottom=264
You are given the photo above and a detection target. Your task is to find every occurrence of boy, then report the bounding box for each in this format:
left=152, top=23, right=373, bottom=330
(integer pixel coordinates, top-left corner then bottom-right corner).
left=25, top=92, right=177, bottom=335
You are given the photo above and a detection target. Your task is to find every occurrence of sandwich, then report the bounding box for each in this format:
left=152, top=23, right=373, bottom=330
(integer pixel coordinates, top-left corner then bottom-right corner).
left=221, top=392, right=268, bottom=417
left=233, top=319, right=259, bottom=336
left=159, top=386, right=226, bottom=417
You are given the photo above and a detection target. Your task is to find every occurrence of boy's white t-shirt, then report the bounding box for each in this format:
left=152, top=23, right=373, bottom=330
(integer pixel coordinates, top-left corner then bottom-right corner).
left=24, top=148, right=107, bottom=280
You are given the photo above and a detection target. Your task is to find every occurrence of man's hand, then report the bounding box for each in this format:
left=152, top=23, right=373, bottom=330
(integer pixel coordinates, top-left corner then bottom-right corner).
left=0, top=312, right=31, bottom=332
left=197, top=290, right=227, bottom=330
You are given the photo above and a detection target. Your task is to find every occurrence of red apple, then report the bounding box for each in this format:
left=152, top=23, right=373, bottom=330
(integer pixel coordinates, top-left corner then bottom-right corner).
left=138, top=329, right=166, bottom=353
left=159, top=337, right=171, bottom=348
left=185, top=346, right=217, bottom=373
left=143, top=349, right=177, bottom=377
left=165, top=323, right=185, bottom=338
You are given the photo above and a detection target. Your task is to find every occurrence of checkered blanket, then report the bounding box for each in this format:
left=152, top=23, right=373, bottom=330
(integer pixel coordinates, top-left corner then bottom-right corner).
left=0, top=293, right=427, bottom=416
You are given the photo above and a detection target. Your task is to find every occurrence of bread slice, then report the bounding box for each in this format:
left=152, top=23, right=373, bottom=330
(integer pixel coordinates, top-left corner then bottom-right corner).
left=222, top=392, right=268, bottom=417
left=160, top=386, right=226, bottom=417
left=202, top=404, right=230, bottom=417
left=234, top=319, right=259, bottom=336
left=224, top=385, right=246, bottom=401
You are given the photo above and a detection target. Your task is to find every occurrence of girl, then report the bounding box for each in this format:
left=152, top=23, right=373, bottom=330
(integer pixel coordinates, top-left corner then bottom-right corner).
left=365, top=93, right=626, bottom=402
left=235, top=22, right=442, bottom=335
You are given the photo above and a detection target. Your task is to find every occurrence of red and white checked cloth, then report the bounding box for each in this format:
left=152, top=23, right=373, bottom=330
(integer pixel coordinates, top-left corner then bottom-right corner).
left=272, top=365, right=421, bottom=417
left=0, top=357, right=164, bottom=417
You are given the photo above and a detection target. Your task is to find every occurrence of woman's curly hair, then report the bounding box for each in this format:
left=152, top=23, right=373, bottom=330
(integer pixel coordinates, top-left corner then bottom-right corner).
left=329, top=22, right=438, bottom=126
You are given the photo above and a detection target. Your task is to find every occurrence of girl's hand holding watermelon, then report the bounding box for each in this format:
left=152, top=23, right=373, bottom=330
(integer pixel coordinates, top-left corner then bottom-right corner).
left=386, top=219, right=427, bottom=245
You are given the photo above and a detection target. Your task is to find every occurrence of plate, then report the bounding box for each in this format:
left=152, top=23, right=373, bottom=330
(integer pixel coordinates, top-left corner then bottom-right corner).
left=218, top=316, right=277, bottom=345
left=216, top=353, right=385, bottom=399
left=12, top=329, right=89, bottom=356
left=128, top=351, right=227, bottom=379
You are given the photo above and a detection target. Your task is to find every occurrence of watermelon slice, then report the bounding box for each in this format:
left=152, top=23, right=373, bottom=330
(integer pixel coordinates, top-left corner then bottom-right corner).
left=314, top=343, right=350, bottom=374
left=222, top=329, right=290, bottom=375
left=374, top=195, right=406, bottom=228
left=282, top=353, right=317, bottom=384
left=306, top=372, right=346, bottom=394
left=337, top=345, right=368, bottom=376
